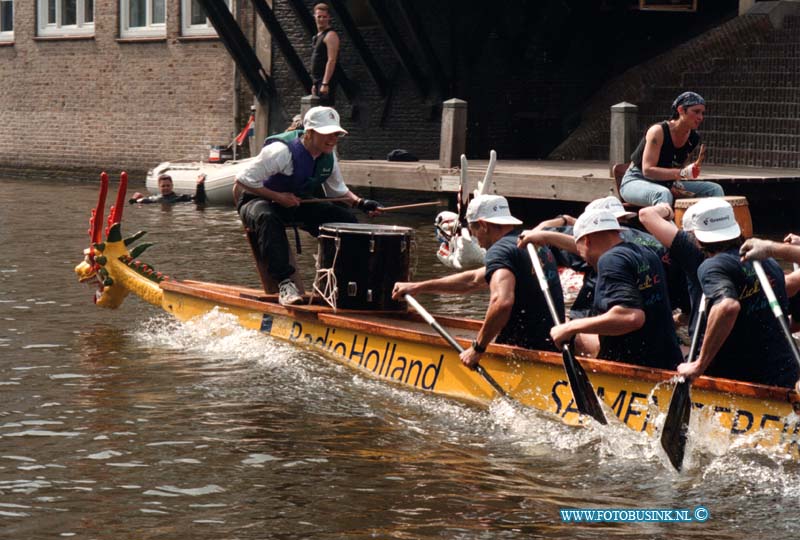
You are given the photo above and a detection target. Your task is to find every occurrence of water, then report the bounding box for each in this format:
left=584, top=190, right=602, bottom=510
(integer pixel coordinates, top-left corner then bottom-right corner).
left=1, top=174, right=799, bottom=539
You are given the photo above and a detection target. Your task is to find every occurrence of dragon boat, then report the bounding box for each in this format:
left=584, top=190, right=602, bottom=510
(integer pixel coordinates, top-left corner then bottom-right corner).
left=76, top=173, right=800, bottom=464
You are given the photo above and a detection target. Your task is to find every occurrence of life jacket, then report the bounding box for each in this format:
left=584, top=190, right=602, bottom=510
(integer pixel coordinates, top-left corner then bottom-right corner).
left=261, top=129, right=334, bottom=196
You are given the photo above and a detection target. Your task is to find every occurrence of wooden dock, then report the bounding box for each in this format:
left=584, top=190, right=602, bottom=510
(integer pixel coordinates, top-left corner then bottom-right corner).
left=339, top=159, right=800, bottom=204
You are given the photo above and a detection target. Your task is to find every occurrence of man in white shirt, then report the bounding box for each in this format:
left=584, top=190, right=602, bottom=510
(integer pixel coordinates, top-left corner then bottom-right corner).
left=234, top=106, right=382, bottom=305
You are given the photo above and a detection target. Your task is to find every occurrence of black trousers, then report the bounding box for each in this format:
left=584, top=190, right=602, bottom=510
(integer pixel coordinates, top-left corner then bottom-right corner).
left=238, top=198, right=357, bottom=282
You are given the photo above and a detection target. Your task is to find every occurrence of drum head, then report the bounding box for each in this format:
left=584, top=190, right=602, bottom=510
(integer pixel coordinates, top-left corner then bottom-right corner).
left=320, top=223, right=414, bottom=236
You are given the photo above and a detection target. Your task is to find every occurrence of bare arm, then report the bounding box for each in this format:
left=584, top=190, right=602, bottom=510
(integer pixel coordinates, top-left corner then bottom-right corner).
left=740, top=238, right=800, bottom=264
left=550, top=305, right=645, bottom=346
left=677, top=298, right=740, bottom=381
left=518, top=229, right=578, bottom=255
left=533, top=214, right=576, bottom=231
left=320, top=31, right=340, bottom=92
left=476, top=268, right=515, bottom=349
left=786, top=270, right=800, bottom=297
left=641, top=124, right=681, bottom=182
left=459, top=268, right=516, bottom=367
left=638, top=204, right=678, bottom=248
left=392, top=267, right=487, bottom=299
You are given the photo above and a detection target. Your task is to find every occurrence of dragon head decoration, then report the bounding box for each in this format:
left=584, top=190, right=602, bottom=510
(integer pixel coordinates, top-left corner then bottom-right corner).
left=75, top=172, right=167, bottom=309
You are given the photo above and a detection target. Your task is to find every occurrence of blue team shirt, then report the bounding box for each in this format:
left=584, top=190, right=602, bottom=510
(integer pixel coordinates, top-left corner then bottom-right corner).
left=484, top=232, right=564, bottom=351
left=697, top=249, right=799, bottom=387
left=593, top=242, right=683, bottom=369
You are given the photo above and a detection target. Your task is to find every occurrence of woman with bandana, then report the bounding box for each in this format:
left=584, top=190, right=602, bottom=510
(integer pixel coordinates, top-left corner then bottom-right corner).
left=619, top=91, right=724, bottom=207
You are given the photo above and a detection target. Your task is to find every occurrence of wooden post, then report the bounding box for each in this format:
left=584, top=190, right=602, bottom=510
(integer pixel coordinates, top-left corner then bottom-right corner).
left=248, top=105, right=259, bottom=157
left=609, top=102, right=638, bottom=169
left=439, top=98, right=467, bottom=168
left=301, top=95, right=321, bottom=119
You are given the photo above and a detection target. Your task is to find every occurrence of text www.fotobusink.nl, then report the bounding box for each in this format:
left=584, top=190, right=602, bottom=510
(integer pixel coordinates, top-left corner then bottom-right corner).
left=560, top=506, right=709, bottom=523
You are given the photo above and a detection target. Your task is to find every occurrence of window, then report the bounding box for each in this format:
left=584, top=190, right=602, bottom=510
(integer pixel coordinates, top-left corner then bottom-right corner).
left=0, top=0, right=12, bottom=41
left=38, top=0, right=94, bottom=37
left=121, top=0, right=166, bottom=38
left=181, top=0, right=229, bottom=37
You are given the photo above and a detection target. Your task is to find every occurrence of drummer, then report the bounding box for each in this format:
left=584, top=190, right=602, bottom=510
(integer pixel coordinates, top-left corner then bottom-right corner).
left=618, top=91, right=724, bottom=207
left=392, top=195, right=564, bottom=368
left=234, top=106, right=383, bottom=306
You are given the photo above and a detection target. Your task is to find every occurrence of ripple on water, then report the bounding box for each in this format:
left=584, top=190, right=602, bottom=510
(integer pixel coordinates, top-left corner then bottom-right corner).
left=145, top=485, right=226, bottom=497
left=4, top=430, right=80, bottom=438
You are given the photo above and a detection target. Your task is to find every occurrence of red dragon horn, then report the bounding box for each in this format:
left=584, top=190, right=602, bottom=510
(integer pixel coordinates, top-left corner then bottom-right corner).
left=106, top=171, right=128, bottom=236
left=90, top=172, right=109, bottom=248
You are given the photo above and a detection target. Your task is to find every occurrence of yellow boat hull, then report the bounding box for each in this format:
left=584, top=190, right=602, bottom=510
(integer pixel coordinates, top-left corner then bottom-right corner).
left=159, top=281, right=800, bottom=458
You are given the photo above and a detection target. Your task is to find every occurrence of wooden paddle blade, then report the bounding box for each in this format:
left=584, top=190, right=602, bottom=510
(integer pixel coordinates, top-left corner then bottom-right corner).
left=660, top=380, right=691, bottom=471
left=562, top=346, right=607, bottom=425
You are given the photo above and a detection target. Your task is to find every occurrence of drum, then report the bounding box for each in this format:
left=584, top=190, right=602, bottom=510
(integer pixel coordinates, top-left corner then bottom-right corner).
left=316, top=223, right=416, bottom=310
left=674, top=196, right=752, bottom=238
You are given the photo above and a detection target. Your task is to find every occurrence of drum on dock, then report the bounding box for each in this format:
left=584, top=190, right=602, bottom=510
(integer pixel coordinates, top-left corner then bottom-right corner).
left=315, top=223, right=416, bottom=310
left=674, top=196, right=752, bottom=238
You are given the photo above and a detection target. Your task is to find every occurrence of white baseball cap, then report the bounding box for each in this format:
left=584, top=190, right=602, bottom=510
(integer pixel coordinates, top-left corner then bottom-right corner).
left=681, top=203, right=700, bottom=232
left=573, top=209, right=622, bottom=240
left=585, top=196, right=636, bottom=221
left=303, top=106, right=348, bottom=135
left=691, top=198, right=741, bottom=243
left=465, top=195, right=522, bottom=225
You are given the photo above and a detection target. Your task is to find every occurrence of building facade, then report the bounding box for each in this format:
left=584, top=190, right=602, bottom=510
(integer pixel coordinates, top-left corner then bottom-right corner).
left=1, top=0, right=752, bottom=177
left=0, top=0, right=257, bottom=177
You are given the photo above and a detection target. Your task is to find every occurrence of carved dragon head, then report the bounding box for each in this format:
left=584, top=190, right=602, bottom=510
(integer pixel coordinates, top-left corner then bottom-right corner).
left=75, top=172, right=168, bottom=309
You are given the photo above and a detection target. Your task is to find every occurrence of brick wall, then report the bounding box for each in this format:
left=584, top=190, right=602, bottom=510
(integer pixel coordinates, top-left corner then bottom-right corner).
left=0, top=1, right=256, bottom=178
left=267, top=0, right=446, bottom=161
left=268, top=1, right=740, bottom=161
left=548, top=13, right=775, bottom=163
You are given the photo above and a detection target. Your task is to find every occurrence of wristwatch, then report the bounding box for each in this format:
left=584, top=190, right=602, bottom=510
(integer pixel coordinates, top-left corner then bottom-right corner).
left=471, top=339, right=486, bottom=354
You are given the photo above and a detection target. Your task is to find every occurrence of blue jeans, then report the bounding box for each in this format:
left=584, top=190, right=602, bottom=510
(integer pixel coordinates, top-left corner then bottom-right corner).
left=619, top=165, right=724, bottom=206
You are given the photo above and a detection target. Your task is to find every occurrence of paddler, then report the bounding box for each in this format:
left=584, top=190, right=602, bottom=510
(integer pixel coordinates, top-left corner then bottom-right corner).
left=677, top=199, right=799, bottom=387
left=535, top=209, right=683, bottom=370
left=392, top=195, right=564, bottom=368
left=233, top=106, right=383, bottom=306
left=519, top=196, right=688, bottom=325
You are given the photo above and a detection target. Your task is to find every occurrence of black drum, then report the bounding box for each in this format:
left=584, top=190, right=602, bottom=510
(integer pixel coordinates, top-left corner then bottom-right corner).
left=316, top=223, right=415, bottom=311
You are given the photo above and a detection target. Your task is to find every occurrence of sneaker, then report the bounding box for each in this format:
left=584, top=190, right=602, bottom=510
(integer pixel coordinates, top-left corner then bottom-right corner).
left=278, top=279, right=303, bottom=306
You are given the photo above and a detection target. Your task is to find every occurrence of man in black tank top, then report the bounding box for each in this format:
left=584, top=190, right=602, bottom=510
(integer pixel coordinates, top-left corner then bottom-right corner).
left=311, top=3, right=340, bottom=106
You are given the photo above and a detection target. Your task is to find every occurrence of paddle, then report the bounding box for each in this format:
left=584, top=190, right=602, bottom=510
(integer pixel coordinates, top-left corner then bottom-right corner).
left=660, top=294, right=708, bottom=471
left=476, top=149, right=497, bottom=196
left=403, top=294, right=510, bottom=399
left=752, top=261, right=800, bottom=381
left=457, top=154, right=474, bottom=241
left=525, top=244, right=607, bottom=424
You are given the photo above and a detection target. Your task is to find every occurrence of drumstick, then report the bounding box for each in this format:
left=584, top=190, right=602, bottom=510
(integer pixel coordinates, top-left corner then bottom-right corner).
left=379, top=201, right=441, bottom=212
left=696, top=144, right=706, bottom=166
